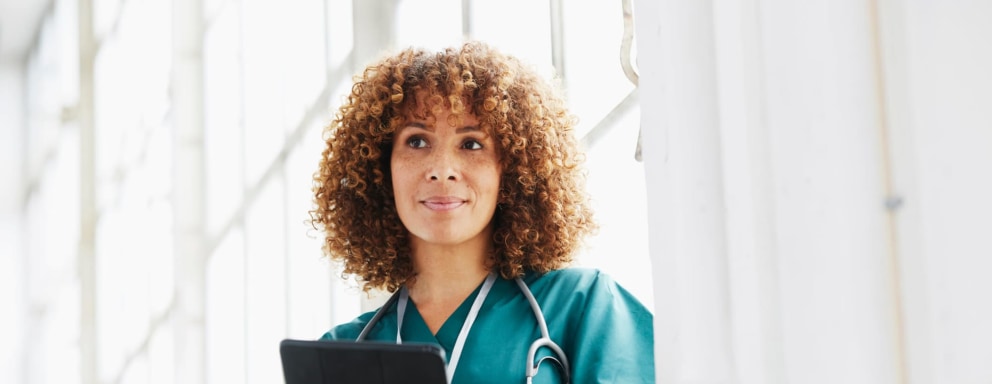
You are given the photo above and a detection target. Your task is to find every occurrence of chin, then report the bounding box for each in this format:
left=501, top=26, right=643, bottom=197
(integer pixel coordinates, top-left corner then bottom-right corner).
left=412, top=228, right=479, bottom=246
left=419, top=234, right=471, bottom=246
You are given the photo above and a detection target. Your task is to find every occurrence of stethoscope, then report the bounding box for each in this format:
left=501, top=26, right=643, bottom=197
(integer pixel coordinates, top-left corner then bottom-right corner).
left=356, top=273, right=571, bottom=384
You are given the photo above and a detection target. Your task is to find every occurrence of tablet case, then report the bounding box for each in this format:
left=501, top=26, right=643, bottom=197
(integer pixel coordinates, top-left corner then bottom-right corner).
left=280, top=339, right=448, bottom=384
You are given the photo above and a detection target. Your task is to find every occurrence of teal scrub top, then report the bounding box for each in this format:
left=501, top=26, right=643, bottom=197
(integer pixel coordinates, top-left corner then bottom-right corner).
left=321, top=268, right=655, bottom=383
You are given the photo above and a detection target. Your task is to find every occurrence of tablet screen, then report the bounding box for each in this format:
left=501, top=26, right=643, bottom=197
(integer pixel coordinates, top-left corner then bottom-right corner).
left=280, top=339, right=448, bottom=384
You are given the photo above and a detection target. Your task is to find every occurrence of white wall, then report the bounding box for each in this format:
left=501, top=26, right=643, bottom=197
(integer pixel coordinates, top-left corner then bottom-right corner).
left=637, top=0, right=992, bottom=383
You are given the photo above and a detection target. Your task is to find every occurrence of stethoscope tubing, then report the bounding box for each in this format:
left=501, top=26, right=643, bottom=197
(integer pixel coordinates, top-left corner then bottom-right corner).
left=515, top=278, right=571, bottom=382
left=356, top=290, right=401, bottom=342
left=355, top=276, right=571, bottom=384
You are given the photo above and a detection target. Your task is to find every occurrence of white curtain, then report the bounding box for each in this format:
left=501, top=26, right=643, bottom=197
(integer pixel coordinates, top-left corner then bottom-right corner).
left=635, top=1, right=992, bottom=383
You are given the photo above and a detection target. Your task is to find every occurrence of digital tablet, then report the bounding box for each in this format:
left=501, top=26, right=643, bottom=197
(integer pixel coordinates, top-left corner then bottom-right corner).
left=279, top=339, right=448, bottom=384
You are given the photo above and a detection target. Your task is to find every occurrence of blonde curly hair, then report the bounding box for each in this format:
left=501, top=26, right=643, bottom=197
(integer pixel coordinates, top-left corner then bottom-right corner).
left=310, top=41, right=596, bottom=292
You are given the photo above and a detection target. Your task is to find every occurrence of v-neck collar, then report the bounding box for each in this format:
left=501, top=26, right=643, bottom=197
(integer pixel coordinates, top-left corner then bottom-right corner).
left=399, top=280, right=487, bottom=360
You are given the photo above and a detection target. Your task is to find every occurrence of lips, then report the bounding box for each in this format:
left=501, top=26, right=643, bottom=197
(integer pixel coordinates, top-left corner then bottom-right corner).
left=421, top=196, right=467, bottom=211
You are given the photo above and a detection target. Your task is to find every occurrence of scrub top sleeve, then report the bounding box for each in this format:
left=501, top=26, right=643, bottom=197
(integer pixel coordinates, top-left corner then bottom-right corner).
left=320, top=322, right=362, bottom=341
left=570, top=271, right=655, bottom=383
left=319, top=310, right=379, bottom=341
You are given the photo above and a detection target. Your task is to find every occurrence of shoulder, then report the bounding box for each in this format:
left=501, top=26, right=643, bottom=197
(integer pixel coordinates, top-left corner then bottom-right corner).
left=527, top=267, right=619, bottom=293
left=319, top=309, right=380, bottom=341
left=525, top=267, right=648, bottom=313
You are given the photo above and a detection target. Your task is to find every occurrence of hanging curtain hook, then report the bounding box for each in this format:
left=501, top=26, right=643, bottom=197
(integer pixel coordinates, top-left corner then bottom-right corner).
left=621, top=0, right=644, bottom=161
left=621, top=0, right=639, bottom=86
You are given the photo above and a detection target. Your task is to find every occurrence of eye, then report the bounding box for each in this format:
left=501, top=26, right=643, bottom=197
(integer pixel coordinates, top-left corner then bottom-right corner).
left=462, top=139, right=483, bottom=150
left=407, top=136, right=428, bottom=148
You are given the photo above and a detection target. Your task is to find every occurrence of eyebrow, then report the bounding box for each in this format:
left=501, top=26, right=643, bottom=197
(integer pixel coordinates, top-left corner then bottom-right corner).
left=400, top=122, right=482, bottom=134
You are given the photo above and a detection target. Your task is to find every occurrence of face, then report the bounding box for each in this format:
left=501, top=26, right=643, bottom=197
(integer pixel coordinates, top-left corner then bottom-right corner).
left=390, top=106, right=502, bottom=249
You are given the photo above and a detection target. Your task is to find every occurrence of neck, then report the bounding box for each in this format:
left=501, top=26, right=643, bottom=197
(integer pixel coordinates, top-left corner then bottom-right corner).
left=406, top=234, right=492, bottom=304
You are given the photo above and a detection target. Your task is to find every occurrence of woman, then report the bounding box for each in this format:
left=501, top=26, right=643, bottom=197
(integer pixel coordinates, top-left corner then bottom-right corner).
left=310, top=41, right=654, bottom=383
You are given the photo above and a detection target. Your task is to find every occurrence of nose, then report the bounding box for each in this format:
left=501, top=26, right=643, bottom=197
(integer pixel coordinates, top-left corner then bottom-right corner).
left=427, top=148, right=459, bottom=181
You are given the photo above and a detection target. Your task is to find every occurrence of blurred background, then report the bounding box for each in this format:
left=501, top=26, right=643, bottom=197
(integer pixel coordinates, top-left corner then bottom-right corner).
left=0, top=0, right=648, bottom=383
left=0, top=0, right=990, bottom=383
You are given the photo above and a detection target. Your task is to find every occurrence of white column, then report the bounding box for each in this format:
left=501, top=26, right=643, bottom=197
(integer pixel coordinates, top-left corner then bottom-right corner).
left=352, top=0, right=396, bottom=69
left=173, top=0, right=206, bottom=382
left=635, top=0, right=735, bottom=383
left=549, top=0, right=565, bottom=84
left=0, top=58, right=27, bottom=384
left=77, top=0, right=98, bottom=382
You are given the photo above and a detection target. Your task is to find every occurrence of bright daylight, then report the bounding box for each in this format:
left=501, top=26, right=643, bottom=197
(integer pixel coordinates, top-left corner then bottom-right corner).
left=1, top=0, right=990, bottom=383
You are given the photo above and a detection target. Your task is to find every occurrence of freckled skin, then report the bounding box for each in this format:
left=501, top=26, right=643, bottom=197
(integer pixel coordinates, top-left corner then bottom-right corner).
left=390, top=108, right=502, bottom=249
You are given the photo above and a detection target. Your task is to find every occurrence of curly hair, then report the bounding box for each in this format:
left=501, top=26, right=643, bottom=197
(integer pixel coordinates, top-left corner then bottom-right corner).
left=310, top=41, right=596, bottom=292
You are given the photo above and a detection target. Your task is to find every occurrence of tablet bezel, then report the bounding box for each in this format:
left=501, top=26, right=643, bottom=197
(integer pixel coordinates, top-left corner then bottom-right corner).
left=279, top=339, right=448, bottom=384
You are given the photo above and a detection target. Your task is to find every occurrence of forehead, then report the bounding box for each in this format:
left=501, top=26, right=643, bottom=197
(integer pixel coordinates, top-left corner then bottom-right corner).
left=396, top=96, right=486, bottom=130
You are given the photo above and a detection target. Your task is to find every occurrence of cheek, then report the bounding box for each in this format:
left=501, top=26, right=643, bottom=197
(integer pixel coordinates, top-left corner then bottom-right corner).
left=390, top=160, right=415, bottom=225
left=389, top=156, right=406, bottom=199
left=391, top=159, right=409, bottom=193
left=390, top=154, right=423, bottom=210
left=481, top=165, right=503, bottom=201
